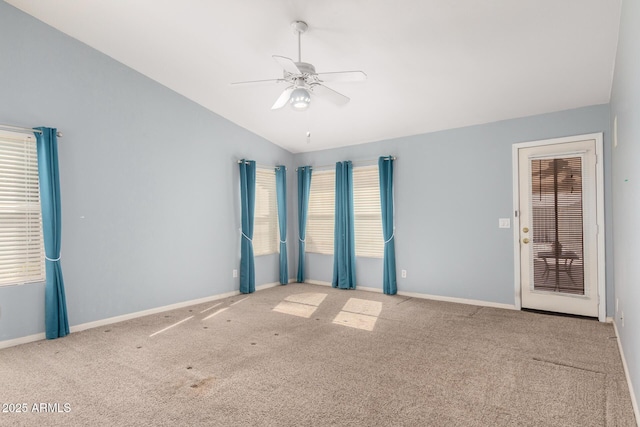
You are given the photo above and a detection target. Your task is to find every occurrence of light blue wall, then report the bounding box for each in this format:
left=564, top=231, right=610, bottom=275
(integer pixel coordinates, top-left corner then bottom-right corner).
left=0, top=2, right=295, bottom=341
left=0, top=1, right=618, bottom=352
left=294, top=104, right=614, bottom=310
left=610, top=0, right=640, bottom=413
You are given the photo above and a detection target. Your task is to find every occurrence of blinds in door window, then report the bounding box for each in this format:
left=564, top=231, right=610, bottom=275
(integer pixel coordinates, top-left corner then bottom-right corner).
left=0, top=131, right=45, bottom=286
left=530, top=156, right=585, bottom=295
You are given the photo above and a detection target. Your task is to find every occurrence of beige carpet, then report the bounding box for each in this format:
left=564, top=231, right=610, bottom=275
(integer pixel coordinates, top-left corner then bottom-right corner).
left=0, top=283, right=636, bottom=426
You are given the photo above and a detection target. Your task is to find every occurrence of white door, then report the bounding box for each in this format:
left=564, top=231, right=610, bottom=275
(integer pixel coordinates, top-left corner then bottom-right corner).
left=514, top=135, right=604, bottom=318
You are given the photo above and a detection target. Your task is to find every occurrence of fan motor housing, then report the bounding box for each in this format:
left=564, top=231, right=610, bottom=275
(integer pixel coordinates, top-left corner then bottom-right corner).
left=293, top=62, right=315, bottom=75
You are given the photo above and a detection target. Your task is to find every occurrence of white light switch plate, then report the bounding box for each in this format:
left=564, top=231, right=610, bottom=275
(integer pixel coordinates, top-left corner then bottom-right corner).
left=499, top=218, right=510, bottom=228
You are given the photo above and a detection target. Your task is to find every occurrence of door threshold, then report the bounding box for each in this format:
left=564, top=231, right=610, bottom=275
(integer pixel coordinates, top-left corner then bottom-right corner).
left=522, top=308, right=598, bottom=321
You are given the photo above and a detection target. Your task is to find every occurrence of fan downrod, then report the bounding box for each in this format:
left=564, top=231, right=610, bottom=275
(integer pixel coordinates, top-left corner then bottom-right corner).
left=291, top=21, right=308, bottom=63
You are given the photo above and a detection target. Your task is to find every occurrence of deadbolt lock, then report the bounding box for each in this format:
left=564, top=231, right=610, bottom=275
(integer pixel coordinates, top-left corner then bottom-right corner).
left=522, top=238, right=530, bottom=244
left=522, top=227, right=529, bottom=233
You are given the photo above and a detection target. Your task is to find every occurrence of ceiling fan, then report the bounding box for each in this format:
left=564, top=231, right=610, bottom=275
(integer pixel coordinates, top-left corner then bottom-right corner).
left=230, top=21, right=367, bottom=111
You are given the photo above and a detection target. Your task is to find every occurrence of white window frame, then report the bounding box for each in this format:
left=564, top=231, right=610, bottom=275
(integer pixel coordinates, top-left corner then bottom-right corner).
left=0, top=130, right=45, bottom=287
left=253, top=168, right=279, bottom=256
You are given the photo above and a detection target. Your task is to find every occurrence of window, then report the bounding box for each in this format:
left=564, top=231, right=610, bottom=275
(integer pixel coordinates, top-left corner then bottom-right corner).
left=0, top=130, right=45, bottom=286
left=353, top=166, right=384, bottom=258
left=306, top=169, right=335, bottom=254
left=253, top=168, right=279, bottom=256
left=305, top=165, right=384, bottom=258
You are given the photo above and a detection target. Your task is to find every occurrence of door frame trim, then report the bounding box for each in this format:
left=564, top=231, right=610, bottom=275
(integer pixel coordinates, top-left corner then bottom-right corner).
left=511, top=133, right=605, bottom=321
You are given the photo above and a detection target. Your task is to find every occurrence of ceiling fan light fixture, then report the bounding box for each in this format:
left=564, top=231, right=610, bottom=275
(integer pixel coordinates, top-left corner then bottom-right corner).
left=230, top=20, right=366, bottom=114
left=289, top=87, right=311, bottom=111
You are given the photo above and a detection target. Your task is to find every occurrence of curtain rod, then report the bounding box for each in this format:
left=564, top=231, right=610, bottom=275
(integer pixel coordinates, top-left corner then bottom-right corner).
left=236, top=160, right=286, bottom=170
left=0, top=124, right=63, bottom=138
left=295, top=156, right=396, bottom=172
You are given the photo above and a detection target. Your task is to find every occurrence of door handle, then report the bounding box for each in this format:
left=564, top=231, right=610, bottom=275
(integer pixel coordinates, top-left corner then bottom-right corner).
left=522, top=238, right=530, bottom=244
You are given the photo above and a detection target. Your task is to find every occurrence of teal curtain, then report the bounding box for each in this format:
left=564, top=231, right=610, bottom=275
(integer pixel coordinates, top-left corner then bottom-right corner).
left=239, top=160, right=256, bottom=293
left=296, top=166, right=312, bottom=282
left=275, top=165, right=288, bottom=285
left=34, top=127, right=69, bottom=339
left=332, top=161, right=356, bottom=289
left=379, top=156, right=397, bottom=295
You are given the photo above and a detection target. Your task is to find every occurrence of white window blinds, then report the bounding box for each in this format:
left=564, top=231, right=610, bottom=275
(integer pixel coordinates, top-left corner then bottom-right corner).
left=306, top=165, right=383, bottom=258
left=353, top=166, right=384, bottom=258
left=0, top=131, right=45, bottom=286
left=253, top=168, right=278, bottom=256
left=306, top=169, right=335, bottom=254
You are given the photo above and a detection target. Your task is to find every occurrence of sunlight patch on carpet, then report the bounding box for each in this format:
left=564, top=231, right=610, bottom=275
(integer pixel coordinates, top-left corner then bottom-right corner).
left=333, top=298, right=382, bottom=331
left=285, top=292, right=327, bottom=306
left=200, top=302, right=222, bottom=314
left=342, top=298, right=382, bottom=317
left=202, top=307, right=229, bottom=321
left=230, top=296, right=249, bottom=306
left=149, top=316, right=194, bottom=337
left=272, top=301, right=318, bottom=318
left=272, top=292, right=327, bottom=318
left=332, top=311, right=378, bottom=331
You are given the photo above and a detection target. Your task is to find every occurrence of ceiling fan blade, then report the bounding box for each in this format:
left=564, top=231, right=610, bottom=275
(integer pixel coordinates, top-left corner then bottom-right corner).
left=316, top=70, right=367, bottom=83
left=311, top=84, right=350, bottom=106
left=271, top=87, right=294, bottom=110
left=273, top=55, right=301, bottom=75
left=230, top=78, right=286, bottom=86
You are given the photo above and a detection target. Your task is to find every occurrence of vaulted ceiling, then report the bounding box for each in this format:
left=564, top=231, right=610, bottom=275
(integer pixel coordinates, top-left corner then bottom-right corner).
left=6, top=0, right=622, bottom=153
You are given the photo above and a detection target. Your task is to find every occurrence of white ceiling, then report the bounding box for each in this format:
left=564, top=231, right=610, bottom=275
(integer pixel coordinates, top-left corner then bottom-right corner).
left=6, top=0, right=622, bottom=153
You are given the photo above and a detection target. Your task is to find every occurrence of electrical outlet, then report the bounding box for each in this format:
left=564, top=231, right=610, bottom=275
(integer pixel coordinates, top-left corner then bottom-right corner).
left=621, top=311, right=624, bottom=327
left=401, top=270, right=407, bottom=279
left=498, top=218, right=511, bottom=228
left=233, top=269, right=238, bottom=278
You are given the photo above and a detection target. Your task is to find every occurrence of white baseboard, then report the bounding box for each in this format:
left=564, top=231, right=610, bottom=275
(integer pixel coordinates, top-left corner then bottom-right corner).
left=396, top=290, right=517, bottom=311
left=0, top=332, right=46, bottom=350
left=69, top=290, right=242, bottom=334
left=613, top=320, right=640, bottom=425
left=305, top=280, right=382, bottom=295
left=303, top=280, right=517, bottom=311
left=71, top=281, right=281, bottom=334
left=256, top=281, right=282, bottom=292
left=305, top=279, right=332, bottom=287
left=0, top=281, right=282, bottom=350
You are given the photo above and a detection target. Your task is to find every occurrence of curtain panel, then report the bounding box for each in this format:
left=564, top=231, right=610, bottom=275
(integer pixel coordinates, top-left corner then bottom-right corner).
left=379, top=156, right=397, bottom=295
left=296, top=167, right=312, bottom=282
left=239, top=160, right=256, bottom=293
left=332, top=161, right=356, bottom=289
left=275, top=165, right=288, bottom=284
left=35, top=127, right=69, bottom=339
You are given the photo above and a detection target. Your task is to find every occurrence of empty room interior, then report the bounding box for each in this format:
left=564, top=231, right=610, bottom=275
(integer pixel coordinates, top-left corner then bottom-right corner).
left=1, top=1, right=639, bottom=425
